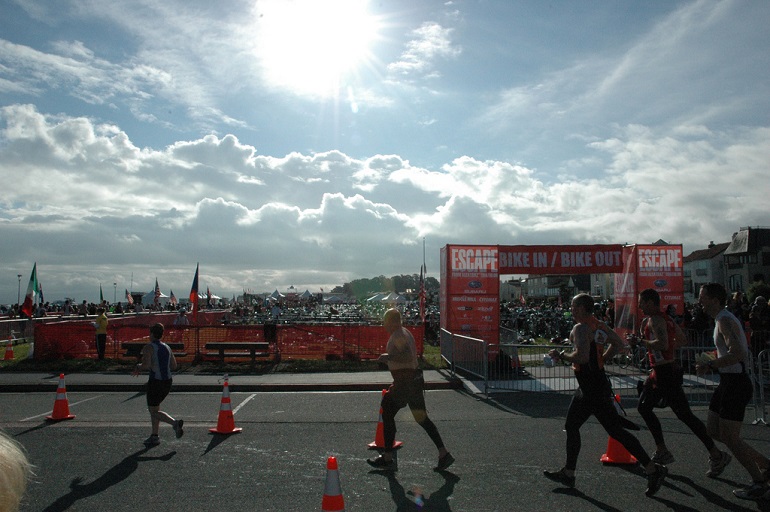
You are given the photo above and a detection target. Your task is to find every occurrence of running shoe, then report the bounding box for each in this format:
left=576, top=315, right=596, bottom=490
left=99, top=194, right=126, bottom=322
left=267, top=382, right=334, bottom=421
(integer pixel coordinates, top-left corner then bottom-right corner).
left=543, top=468, right=575, bottom=488
left=645, top=464, right=667, bottom=497
left=733, top=482, right=768, bottom=500
left=652, top=450, right=675, bottom=465
left=173, top=419, right=184, bottom=439
left=706, top=450, right=732, bottom=478
left=434, top=452, right=455, bottom=471
left=143, top=434, right=160, bottom=447
left=367, top=455, right=397, bottom=471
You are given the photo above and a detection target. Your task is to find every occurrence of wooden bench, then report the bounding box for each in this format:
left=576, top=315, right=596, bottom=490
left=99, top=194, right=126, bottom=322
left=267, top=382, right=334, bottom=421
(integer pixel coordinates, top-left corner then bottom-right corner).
left=205, top=342, right=272, bottom=363
left=122, top=342, right=187, bottom=358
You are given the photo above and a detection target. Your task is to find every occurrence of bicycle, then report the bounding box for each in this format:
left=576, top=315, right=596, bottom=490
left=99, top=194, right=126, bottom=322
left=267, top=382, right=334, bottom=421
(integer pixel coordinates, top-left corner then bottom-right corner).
left=615, top=335, right=650, bottom=372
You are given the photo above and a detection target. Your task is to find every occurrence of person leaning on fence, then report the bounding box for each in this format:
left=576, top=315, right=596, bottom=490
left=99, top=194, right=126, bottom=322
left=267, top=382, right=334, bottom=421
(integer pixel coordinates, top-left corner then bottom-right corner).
left=366, top=308, right=454, bottom=472
left=131, top=323, right=184, bottom=447
left=544, top=293, right=667, bottom=497
left=94, top=307, right=108, bottom=360
left=0, top=430, right=32, bottom=512
left=635, top=288, right=730, bottom=475
left=696, top=283, right=770, bottom=500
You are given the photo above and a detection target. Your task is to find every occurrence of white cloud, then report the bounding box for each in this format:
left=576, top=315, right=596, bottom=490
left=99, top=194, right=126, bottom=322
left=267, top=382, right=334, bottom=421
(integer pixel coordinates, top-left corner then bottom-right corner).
left=3, top=103, right=768, bottom=303
left=387, top=22, right=461, bottom=80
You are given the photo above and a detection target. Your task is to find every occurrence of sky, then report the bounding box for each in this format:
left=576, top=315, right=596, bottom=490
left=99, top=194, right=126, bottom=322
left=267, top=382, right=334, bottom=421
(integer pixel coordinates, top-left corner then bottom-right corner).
left=1, top=0, right=769, bottom=305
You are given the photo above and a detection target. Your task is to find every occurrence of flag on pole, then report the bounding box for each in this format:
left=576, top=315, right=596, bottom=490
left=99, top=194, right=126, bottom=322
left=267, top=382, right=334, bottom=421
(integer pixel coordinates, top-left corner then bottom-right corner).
left=189, top=263, right=199, bottom=321
left=206, top=286, right=212, bottom=307
left=125, top=289, right=134, bottom=305
left=99, top=284, right=104, bottom=303
left=169, top=290, right=177, bottom=306
left=419, top=264, right=426, bottom=323
left=38, top=281, right=45, bottom=304
left=20, top=263, right=39, bottom=317
left=154, top=278, right=161, bottom=307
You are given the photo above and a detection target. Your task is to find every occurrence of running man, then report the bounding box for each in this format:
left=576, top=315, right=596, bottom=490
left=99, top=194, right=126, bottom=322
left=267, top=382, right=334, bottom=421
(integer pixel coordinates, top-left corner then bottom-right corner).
left=367, top=308, right=453, bottom=472
left=696, top=283, right=770, bottom=500
left=544, top=293, right=667, bottom=497
left=132, top=323, right=184, bottom=446
left=636, top=288, right=730, bottom=474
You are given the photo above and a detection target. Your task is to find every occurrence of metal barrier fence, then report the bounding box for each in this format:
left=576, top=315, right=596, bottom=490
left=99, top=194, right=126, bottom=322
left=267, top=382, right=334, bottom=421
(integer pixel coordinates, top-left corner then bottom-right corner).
left=443, top=328, right=725, bottom=405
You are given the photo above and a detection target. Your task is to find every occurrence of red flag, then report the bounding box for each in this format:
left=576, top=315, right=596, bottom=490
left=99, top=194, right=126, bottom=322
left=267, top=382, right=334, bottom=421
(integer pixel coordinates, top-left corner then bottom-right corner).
left=519, top=294, right=526, bottom=306
left=20, top=263, right=39, bottom=317
left=125, top=289, right=134, bottom=305
left=189, top=263, right=199, bottom=320
left=153, top=278, right=161, bottom=306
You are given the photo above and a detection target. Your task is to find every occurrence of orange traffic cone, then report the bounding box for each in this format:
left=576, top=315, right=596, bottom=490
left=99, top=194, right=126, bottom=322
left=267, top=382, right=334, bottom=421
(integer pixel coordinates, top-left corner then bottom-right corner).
left=600, top=395, right=637, bottom=465
left=209, top=379, right=242, bottom=434
left=367, top=389, right=403, bottom=450
left=46, top=373, right=76, bottom=421
left=3, top=336, right=14, bottom=361
left=321, top=456, right=345, bottom=512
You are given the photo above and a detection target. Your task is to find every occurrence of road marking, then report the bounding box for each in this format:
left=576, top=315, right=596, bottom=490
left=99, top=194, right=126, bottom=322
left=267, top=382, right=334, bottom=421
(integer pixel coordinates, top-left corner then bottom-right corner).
left=20, top=395, right=102, bottom=422
left=232, top=393, right=256, bottom=415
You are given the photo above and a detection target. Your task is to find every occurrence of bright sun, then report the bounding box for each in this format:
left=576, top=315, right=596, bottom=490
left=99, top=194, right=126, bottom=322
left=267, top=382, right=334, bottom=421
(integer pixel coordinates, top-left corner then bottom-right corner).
left=254, top=0, right=380, bottom=98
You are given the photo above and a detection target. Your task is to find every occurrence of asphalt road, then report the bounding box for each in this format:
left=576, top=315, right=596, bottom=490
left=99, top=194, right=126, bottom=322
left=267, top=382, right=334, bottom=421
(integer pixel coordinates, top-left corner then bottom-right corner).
left=3, top=388, right=770, bottom=511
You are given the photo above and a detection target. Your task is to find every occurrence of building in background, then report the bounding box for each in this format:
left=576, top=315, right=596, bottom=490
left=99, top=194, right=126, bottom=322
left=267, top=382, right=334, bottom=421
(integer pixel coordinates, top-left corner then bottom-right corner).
left=723, top=226, right=770, bottom=293
left=683, top=241, right=729, bottom=303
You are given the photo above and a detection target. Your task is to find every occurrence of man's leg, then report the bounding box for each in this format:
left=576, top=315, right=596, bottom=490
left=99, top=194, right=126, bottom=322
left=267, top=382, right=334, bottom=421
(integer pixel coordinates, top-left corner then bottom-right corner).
left=638, top=378, right=666, bottom=449
left=563, top=391, right=592, bottom=471
left=718, top=417, right=767, bottom=482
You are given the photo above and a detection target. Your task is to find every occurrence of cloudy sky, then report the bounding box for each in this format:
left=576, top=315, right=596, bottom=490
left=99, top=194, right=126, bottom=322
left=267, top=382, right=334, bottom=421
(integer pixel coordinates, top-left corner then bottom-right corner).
left=1, top=0, right=769, bottom=304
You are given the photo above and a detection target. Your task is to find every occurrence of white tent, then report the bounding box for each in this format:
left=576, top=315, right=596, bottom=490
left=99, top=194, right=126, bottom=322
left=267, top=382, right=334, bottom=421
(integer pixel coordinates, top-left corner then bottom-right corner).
left=300, top=289, right=313, bottom=300
left=270, top=289, right=285, bottom=299
left=367, top=293, right=388, bottom=302
left=380, top=292, right=406, bottom=303
left=142, top=289, right=169, bottom=306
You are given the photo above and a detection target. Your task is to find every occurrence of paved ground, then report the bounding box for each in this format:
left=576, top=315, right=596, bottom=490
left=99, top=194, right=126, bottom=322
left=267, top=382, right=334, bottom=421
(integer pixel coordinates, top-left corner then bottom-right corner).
left=2, top=370, right=770, bottom=511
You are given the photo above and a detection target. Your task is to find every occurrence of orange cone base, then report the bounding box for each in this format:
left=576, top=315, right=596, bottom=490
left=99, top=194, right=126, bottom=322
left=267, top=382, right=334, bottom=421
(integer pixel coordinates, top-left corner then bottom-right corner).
left=322, top=495, right=345, bottom=512
left=46, top=413, right=75, bottom=422
left=600, top=437, right=637, bottom=465
left=209, top=426, right=242, bottom=434
left=368, top=440, right=403, bottom=450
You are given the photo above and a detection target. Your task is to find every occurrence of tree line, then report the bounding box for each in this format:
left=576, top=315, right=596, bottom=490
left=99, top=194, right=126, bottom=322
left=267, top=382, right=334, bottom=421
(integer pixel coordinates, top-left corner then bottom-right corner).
left=331, top=274, right=440, bottom=300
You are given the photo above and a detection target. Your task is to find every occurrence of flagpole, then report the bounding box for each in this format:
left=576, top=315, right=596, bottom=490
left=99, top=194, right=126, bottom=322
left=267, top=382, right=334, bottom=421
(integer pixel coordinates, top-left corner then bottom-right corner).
left=422, top=237, right=426, bottom=277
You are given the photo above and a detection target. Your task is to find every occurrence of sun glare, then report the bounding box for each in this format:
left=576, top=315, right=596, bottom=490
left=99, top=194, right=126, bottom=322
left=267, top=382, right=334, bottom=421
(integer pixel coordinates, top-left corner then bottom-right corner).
left=254, top=0, right=380, bottom=97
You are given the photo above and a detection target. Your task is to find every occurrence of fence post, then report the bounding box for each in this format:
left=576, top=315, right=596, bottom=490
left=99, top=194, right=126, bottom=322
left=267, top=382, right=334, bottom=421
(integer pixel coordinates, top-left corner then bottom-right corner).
left=753, top=349, right=767, bottom=425
left=483, top=340, right=490, bottom=396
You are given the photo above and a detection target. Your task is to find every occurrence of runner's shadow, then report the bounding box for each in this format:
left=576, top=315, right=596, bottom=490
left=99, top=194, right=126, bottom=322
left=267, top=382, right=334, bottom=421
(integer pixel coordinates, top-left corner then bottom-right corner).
left=371, top=469, right=460, bottom=511
left=665, top=473, right=762, bottom=512
left=121, top=391, right=145, bottom=402
left=41, top=447, right=176, bottom=512
left=552, top=487, right=624, bottom=512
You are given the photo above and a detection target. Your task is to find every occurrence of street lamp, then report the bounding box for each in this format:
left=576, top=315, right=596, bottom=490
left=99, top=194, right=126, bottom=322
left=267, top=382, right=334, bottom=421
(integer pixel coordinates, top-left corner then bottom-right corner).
left=17, top=274, right=22, bottom=305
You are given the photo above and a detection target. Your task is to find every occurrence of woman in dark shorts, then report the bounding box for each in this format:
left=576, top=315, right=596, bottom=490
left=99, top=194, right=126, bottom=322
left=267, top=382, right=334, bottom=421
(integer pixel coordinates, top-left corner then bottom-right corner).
left=132, top=323, right=184, bottom=446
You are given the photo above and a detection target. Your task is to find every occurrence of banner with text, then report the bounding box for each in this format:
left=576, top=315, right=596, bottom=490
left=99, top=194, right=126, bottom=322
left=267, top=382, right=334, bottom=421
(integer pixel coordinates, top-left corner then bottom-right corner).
left=498, top=244, right=624, bottom=275
left=613, top=244, right=684, bottom=338
left=442, top=245, right=500, bottom=343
